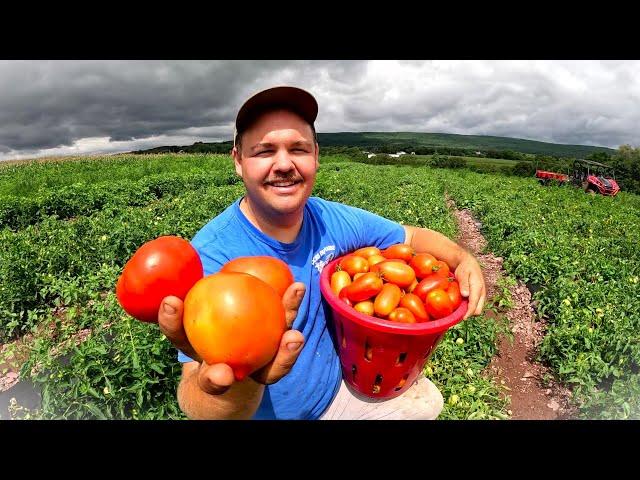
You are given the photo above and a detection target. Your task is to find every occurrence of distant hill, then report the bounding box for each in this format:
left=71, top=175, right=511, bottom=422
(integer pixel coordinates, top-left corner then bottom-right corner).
left=129, top=132, right=616, bottom=158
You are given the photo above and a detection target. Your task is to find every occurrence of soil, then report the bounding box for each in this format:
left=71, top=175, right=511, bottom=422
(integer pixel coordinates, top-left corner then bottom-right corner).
left=448, top=197, right=578, bottom=419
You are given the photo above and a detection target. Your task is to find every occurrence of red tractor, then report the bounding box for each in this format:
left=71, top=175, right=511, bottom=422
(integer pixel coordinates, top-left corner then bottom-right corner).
left=535, top=158, right=620, bottom=196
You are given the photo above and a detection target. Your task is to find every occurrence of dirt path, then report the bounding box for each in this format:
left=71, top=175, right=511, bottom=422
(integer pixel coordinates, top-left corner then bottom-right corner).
left=447, top=198, right=577, bottom=419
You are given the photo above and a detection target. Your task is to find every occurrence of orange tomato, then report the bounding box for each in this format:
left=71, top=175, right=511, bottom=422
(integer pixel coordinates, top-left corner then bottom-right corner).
left=447, top=280, right=463, bottom=310
left=433, top=260, right=451, bottom=278
left=353, top=246, right=382, bottom=259
left=407, top=278, right=419, bottom=293
left=354, top=300, right=375, bottom=316
left=375, top=261, right=416, bottom=289
left=183, top=272, right=285, bottom=381
left=381, top=244, right=415, bottom=262
left=221, top=256, right=294, bottom=298
left=367, top=254, right=386, bottom=268
left=339, top=255, right=370, bottom=277
left=424, top=288, right=455, bottom=319
left=388, top=307, right=417, bottom=323
left=399, top=293, right=430, bottom=322
left=409, top=253, right=438, bottom=279
left=339, top=272, right=384, bottom=303
left=353, top=272, right=367, bottom=280
left=374, top=283, right=402, bottom=317
left=331, top=270, right=352, bottom=296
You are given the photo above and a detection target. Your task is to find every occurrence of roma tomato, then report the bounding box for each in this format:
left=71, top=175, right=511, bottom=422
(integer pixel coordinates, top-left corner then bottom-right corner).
left=221, top=256, right=294, bottom=298
left=367, top=254, right=386, bottom=268
left=354, top=300, right=375, bottom=316
left=447, top=281, right=462, bottom=310
left=374, top=283, right=402, bottom=317
left=183, top=272, right=286, bottom=381
left=433, top=260, right=451, bottom=278
left=381, top=244, right=415, bottom=262
left=116, top=236, right=203, bottom=323
left=374, top=262, right=416, bottom=289
left=407, top=278, right=419, bottom=293
left=388, top=307, right=417, bottom=323
left=331, top=270, right=352, bottom=296
left=399, top=293, right=430, bottom=322
left=353, top=246, right=381, bottom=259
left=339, top=272, right=384, bottom=303
left=339, top=255, right=370, bottom=277
left=409, top=253, right=438, bottom=279
left=353, top=272, right=367, bottom=280
left=424, top=289, right=454, bottom=319
left=413, top=273, right=451, bottom=302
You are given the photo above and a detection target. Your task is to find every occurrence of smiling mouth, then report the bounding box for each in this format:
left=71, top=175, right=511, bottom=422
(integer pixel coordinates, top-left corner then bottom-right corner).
left=265, top=180, right=302, bottom=187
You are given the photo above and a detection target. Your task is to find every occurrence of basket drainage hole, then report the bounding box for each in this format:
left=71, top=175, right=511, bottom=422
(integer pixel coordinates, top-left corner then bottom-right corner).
left=395, top=374, right=409, bottom=391
left=372, top=374, right=383, bottom=394
left=340, top=322, right=346, bottom=349
left=395, top=352, right=407, bottom=366
left=352, top=364, right=357, bottom=384
left=364, top=340, right=372, bottom=362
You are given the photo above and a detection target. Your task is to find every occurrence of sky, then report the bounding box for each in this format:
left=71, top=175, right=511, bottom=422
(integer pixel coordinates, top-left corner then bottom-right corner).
left=1, top=60, right=639, bottom=161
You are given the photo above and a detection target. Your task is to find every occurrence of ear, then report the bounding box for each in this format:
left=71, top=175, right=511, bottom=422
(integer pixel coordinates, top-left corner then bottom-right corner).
left=314, top=142, right=320, bottom=171
left=232, top=146, right=242, bottom=177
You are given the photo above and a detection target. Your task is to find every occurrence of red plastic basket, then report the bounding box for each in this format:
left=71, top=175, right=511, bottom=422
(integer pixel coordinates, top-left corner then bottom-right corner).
left=320, top=256, right=468, bottom=400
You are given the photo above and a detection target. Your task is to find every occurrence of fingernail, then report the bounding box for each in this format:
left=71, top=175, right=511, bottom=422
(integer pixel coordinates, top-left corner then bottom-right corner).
left=462, top=290, right=469, bottom=297
left=163, top=303, right=176, bottom=314
left=287, top=342, right=302, bottom=352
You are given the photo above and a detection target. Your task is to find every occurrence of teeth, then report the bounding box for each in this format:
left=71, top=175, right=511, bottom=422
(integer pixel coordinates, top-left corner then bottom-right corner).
left=271, top=182, right=297, bottom=187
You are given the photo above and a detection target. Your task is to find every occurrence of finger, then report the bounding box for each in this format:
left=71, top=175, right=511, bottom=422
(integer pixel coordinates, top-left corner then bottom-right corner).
left=475, top=290, right=487, bottom=316
left=158, top=296, right=201, bottom=362
left=464, top=276, right=481, bottom=320
left=282, top=282, right=306, bottom=328
left=198, top=362, right=236, bottom=396
left=458, top=269, right=471, bottom=298
left=251, top=329, right=305, bottom=385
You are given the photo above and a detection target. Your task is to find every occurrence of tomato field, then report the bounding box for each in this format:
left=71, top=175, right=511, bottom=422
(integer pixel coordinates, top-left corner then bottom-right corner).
left=0, top=153, right=638, bottom=419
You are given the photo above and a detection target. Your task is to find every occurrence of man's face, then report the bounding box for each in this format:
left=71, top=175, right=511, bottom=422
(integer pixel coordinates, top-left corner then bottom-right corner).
left=232, top=109, right=319, bottom=218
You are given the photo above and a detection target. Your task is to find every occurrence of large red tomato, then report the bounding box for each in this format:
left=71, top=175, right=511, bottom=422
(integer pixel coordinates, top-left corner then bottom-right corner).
left=381, top=244, right=415, bottom=262
left=116, top=236, right=203, bottom=323
left=221, top=256, right=294, bottom=298
left=183, top=272, right=286, bottom=381
left=339, top=272, right=384, bottom=303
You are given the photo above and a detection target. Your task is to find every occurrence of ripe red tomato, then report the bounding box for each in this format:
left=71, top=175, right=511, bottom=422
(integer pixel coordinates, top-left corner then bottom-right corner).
left=221, top=256, right=294, bottom=298
left=413, top=273, right=451, bottom=302
left=339, top=272, right=384, bottom=303
left=374, top=261, right=416, bottom=289
left=183, top=272, right=286, bottom=382
left=399, top=293, right=430, bottom=322
left=424, top=289, right=454, bottom=319
left=116, top=236, right=203, bottom=323
left=388, top=307, right=417, bottom=323
left=409, top=253, right=438, bottom=279
left=381, top=244, right=415, bottom=262
left=433, top=260, right=451, bottom=278
left=447, top=280, right=462, bottom=310
left=353, top=246, right=381, bottom=259
left=374, top=283, right=402, bottom=317
left=339, top=255, right=370, bottom=277
left=331, top=270, right=352, bottom=296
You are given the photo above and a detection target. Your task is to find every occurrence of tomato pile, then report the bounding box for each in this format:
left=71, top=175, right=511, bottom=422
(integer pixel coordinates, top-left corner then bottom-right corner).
left=116, top=237, right=293, bottom=381
left=330, top=243, right=463, bottom=323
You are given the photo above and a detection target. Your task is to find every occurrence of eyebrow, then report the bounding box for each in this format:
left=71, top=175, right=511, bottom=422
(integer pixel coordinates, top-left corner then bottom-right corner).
left=250, top=141, right=313, bottom=152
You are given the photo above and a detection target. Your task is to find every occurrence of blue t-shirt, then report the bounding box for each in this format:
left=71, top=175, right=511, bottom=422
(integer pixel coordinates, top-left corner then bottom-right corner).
left=178, top=196, right=406, bottom=419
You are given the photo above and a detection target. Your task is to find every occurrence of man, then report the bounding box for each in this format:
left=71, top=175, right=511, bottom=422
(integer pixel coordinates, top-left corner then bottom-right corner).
left=158, top=86, right=486, bottom=420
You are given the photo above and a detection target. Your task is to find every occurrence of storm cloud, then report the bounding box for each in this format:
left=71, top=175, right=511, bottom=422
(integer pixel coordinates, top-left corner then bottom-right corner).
left=1, top=60, right=638, bottom=161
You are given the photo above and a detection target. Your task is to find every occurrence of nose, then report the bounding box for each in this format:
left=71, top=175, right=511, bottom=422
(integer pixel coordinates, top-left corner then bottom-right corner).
left=272, top=148, right=296, bottom=173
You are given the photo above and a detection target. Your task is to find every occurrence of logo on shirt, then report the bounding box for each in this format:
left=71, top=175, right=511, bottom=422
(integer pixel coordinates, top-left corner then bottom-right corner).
left=312, top=245, right=336, bottom=274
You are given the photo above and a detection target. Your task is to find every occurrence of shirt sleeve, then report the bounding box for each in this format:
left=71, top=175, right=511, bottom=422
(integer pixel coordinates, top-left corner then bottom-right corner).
left=347, top=204, right=407, bottom=250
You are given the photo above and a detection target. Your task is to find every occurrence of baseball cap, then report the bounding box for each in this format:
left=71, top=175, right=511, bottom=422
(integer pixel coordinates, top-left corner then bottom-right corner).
left=233, top=86, right=318, bottom=146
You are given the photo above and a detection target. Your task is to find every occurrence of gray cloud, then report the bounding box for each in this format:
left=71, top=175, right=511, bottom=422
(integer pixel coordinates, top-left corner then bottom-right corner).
left=0, top=60, right=639, bottom=161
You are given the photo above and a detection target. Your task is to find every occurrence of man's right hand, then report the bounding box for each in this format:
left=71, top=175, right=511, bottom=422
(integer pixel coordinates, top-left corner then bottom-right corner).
left=158, top=282, right=306, bottom=396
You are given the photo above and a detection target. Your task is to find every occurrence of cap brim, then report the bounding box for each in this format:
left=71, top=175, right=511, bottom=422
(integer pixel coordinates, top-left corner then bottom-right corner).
left=235, top=86, right=318, bottom=138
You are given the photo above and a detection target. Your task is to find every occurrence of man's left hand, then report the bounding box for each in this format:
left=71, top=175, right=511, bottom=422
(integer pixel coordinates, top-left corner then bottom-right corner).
left=454, top=253, right=486, bottom=319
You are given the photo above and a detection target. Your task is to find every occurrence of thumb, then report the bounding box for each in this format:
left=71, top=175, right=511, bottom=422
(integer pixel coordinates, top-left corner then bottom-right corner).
left=282, top=282, right=306, bottom=328
left=251, top=329, right=305, bottom=385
